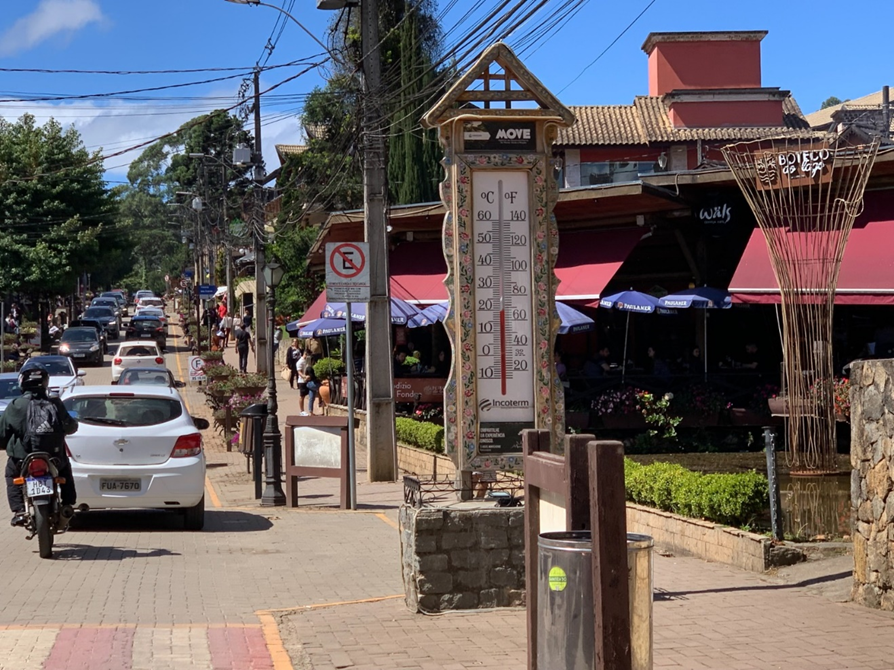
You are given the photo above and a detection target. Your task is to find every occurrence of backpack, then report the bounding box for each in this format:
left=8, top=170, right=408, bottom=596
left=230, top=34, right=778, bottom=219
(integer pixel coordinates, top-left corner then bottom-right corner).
left=24, top=396, right=66, bottom=456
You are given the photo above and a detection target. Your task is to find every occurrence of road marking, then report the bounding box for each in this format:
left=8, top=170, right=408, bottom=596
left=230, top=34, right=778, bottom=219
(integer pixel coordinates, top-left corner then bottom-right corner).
left=171, top=323, right=222, bottom=510
left=255, top=612, right=294, bottom=670
left=375, top=512, right=399, bottom=530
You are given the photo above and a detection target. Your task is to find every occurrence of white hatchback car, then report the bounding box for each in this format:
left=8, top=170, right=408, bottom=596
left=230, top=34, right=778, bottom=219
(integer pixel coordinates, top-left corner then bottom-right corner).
left=63, top=386, right=207, bottom=529
left=112, top=341, right=165, bottom=383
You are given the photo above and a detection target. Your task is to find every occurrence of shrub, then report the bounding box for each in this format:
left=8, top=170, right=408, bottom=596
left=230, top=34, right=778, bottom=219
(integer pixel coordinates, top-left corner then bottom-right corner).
left=314, top=357, right=344, bottom=381
left=624, top=458, right=768, bottom=527
left=395, top=417, right=444, bottom=454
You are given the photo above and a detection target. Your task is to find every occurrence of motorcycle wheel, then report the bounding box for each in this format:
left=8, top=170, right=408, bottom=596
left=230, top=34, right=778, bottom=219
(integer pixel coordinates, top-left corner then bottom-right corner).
left=34, top=505, right=53, bottom=559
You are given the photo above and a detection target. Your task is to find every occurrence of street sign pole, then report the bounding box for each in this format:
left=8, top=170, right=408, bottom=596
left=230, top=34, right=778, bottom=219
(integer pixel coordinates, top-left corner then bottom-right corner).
left=345, top=302, right=357, bottom=509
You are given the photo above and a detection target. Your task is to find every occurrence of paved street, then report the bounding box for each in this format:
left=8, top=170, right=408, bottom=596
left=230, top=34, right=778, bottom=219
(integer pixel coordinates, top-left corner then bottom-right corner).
left=2, top=329, right=894, bottom=669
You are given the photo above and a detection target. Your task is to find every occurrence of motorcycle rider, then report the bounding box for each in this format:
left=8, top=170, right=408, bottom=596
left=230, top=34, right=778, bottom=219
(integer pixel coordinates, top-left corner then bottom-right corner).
left=0, top=368, right=78, bottom=526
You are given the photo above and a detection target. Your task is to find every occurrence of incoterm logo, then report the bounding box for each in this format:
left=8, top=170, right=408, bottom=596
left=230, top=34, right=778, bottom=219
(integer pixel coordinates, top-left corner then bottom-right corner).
left=478, top=398, right=530, bottom=412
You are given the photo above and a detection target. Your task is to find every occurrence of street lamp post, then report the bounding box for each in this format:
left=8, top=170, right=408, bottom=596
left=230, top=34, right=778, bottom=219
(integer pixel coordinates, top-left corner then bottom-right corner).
left=261, top=261, right=286, bottom=506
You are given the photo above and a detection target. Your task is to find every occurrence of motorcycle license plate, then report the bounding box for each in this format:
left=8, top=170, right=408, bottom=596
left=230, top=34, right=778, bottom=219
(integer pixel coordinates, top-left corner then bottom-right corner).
left=100, top=479, right=141, bottom=492
left=25, top=477, right=54, bottom=497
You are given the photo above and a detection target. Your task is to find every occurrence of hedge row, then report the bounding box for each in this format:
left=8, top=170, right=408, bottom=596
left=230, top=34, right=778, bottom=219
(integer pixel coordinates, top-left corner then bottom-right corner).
left=395, top=418, right=445, bottom=454
left=624, top=459, right=768, bottom=527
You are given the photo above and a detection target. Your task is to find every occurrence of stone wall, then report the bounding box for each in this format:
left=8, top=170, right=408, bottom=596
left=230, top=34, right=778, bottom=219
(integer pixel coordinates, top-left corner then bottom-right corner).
left=399, top=506, right=525, bottom=612
left=850, top=359, right=894, bottom=610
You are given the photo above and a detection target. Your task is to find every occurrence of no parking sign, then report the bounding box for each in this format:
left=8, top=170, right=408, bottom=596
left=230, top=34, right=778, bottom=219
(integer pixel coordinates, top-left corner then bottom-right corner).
left=325, top=242, right=370, bottom=302
left=188, top=356, right=206, bottom=382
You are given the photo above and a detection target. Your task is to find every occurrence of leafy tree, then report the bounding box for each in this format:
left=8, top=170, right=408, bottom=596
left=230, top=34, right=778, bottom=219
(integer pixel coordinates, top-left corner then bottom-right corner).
left=820, top=96, right=847, bottom=109
left=269, top=223, right=322, bottom=320
left=0, top=114, right=119, bottom=301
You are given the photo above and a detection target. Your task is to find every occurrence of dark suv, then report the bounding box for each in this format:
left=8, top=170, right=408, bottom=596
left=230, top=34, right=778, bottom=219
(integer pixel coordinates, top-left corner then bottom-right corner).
left=82, top=306, right=119, bottom=339
left=69, top=318, right=108, bottom=353
left=126, top=315, right=166, bottom=351
left=58, top=327, right=104, bottom=366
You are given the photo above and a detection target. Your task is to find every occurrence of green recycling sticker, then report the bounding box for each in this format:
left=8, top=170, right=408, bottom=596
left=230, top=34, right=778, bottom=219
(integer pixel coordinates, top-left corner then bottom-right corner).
left=548, top=566, right=567, bottom=591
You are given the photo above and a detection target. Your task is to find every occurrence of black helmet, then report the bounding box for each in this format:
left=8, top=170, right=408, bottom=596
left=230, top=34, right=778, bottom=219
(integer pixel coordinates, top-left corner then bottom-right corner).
left=19, top=367, right=49, bottom=393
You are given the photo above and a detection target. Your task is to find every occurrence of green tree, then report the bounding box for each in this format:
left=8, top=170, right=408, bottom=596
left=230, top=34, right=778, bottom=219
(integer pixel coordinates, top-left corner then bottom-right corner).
left=0, top=114, right=118, bottom=301
left=820, top=96, right=846, bottom=109
left=270, top=223, right=322, bottom=320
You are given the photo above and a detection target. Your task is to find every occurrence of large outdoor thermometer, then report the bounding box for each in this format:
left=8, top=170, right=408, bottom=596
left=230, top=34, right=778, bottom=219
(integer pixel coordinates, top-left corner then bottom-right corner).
left=473, top=170, right=535, bottom=448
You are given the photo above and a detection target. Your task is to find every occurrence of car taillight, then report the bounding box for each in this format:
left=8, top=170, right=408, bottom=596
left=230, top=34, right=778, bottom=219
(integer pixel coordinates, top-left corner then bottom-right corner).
left=171, top=433, right=202, bottom=458
left=155, top=357, right=164, bottom=364
left=156, top=328, right=164, bottom=333
left=113, top=357, right=122, bottom=365
left=27, top=459, right=49, bottom=477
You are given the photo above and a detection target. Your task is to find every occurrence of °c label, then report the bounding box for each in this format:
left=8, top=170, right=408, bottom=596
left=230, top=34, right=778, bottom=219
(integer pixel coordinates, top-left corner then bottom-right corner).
left=548, top=566, right=567, bottom=592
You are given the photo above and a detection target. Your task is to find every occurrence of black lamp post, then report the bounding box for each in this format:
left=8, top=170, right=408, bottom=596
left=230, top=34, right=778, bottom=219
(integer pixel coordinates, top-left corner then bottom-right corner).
left=261, top=260, right=286, bottom=506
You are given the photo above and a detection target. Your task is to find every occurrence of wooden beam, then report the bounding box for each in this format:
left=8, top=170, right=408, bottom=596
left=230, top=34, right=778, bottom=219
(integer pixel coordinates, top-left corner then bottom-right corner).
left=564, top=434, right=595, bottom=531
left=588, top=440, right=632, bottom=670
left=458, top=90, right=540, bottom=102
left=523, top=429, right=553, bottom=670
left=525, top=451, right=565, bottom=494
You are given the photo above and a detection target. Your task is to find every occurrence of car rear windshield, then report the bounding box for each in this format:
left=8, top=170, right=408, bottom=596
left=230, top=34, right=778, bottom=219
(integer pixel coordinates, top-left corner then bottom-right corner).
left=0, top=379, right=22, bottom=399
left=22, top=360, right=72, bottom=376
left=84, top=308, right=113, bottom=319
left=119, top=345, right=158, bottom=357
left=61, top=328, right=97, bottom=342
left=65, top=396, right=182, bottom=427
left=119, top=370, right=170, bottom=385
left=132, top=319, right=161, bottom=329
left=93, top=300, right=116, bottom=307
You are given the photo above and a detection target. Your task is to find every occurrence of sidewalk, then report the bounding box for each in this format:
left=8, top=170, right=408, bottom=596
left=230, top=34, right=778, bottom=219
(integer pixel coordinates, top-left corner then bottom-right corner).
left=182, top=336, right=894, bottom=670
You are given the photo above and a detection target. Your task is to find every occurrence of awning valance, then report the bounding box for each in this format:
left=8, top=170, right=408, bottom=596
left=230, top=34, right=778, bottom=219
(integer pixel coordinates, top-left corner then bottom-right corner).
left=554, top=228, right=645, bottom=301
left=729, top=190, right=894, bottom=305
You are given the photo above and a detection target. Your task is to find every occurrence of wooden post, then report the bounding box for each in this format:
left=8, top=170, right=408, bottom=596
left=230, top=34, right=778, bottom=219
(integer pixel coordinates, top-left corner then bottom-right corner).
left=523, top=429, right=553, bottom=670
left=588, top=440, right=631, bottom=670
left=564, top=433, right=594, bottom=531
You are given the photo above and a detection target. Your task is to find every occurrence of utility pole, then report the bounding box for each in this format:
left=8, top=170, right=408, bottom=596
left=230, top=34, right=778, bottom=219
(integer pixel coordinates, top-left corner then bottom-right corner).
left=253, top=68, right=268, bottom=374
left=362, top=0, right=398, bottom=481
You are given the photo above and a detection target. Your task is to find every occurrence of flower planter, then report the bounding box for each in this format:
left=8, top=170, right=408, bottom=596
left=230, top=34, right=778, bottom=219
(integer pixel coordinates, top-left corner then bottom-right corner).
left=678, top=412, right=720, bottom=428
left=728, top=408, right=776, bottom=426
left=233, top=385, right=266, bottom=396
left=319, top=380, right=331, bottom=406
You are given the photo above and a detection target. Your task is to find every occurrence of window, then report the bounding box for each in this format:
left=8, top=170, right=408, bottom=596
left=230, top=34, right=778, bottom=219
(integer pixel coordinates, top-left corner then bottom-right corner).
left=579, top=160, right=662, bottom=185
left=65, top=396, right=182, bottom=427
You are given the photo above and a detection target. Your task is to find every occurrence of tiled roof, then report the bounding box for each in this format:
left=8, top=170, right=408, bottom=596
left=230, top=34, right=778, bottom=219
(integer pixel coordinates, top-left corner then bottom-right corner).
left=558, top=95, right=809, bottom=146
left=275, top=144, right=306, bottom=165
left=805, top=89, right=893, bottom=128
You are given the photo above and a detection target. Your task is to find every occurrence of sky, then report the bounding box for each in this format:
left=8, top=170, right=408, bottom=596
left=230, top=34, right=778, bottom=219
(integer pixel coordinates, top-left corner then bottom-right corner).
left=0, top=0, right=890, bottom=185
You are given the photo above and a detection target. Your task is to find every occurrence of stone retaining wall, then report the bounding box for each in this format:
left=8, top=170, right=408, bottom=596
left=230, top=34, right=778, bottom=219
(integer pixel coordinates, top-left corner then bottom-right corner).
left=850, top=359, right=894, bottom=611
left=399, top=506, right=525, bottom=612
left=626, top=503, right=800, bottom=573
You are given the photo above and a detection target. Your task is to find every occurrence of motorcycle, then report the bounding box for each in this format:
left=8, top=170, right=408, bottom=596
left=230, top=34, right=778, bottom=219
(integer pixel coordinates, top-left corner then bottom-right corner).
left=12, top=452, right=74, bottom=559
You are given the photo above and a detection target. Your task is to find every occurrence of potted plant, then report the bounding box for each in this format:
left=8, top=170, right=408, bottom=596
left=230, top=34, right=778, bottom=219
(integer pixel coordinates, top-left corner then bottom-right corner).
left=204, top=363, right=238, bottom=381
left=675, top=384, right=729, bottom=427
left=833, top=377, right=850, bottom=422
left=200, top=350, right=224, bottom=364
left=313, top=357, right=345, bottom=406
left=233, top=373, right=267, bottom=395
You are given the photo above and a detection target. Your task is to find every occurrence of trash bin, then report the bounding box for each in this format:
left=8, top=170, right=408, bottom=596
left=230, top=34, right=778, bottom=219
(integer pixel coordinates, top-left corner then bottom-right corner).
left=537, top=531, right=653, bottom=670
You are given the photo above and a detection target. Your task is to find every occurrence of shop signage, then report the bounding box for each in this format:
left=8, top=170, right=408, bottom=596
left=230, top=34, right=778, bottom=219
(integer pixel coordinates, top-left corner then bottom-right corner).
left=394, top=377, right=446, bottom=404
left=463, top=121, right=536, bottom=151
left=698, top=202, right=733, bottom=225
left=756, top=143, right=833, bottom=191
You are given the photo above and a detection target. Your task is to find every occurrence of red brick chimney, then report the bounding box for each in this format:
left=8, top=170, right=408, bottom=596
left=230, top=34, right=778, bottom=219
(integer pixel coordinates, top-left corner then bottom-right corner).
left=642, top=31, right=785, bottom=128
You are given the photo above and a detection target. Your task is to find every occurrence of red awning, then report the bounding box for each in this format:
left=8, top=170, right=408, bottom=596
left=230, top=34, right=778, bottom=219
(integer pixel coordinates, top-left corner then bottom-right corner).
left=295, top=291, right=330, bottom=326
left=729, top=191, right=894, bottom=305
left=555, top=228, right=645, bottom=301
left=390, top=241, right=449, bottom=304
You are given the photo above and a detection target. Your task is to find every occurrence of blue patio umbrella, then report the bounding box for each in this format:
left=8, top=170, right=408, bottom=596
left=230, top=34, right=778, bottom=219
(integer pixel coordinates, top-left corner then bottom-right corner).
left=556, top=301, right=595, bottom=335
left=658, top=287, right=732, bottom=379
left=407, top=302, right=448, bottom=328
left=599, top=290, right=676, bottom=380
left=322, top=298, right=420, bottom=325
left=295, top=318, right=354, bottom=339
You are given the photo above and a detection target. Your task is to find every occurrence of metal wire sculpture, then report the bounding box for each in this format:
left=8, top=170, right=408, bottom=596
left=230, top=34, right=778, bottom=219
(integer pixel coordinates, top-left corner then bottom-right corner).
left=723, top=136, right=879, bottom=473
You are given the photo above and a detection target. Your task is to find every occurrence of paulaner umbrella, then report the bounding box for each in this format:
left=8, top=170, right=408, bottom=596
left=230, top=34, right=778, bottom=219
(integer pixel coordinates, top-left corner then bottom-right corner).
left=322, top=298, right=420, bottom=325
left=658, top=287, right=731, bottom=380
left=598, top=290, right=675, bottom=381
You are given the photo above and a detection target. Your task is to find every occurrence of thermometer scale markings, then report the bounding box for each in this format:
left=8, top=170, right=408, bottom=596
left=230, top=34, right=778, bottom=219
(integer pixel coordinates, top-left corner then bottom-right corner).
left=472, top=170, right=534, bottom=424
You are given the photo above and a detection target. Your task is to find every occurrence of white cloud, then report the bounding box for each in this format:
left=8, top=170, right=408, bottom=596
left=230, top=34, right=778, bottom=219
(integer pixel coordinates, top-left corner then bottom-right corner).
left=0, top=0, right=106, bottom=57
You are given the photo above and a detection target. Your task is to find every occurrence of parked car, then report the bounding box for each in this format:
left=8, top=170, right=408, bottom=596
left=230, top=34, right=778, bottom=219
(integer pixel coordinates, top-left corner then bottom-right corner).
left=118, top=367, right=184, bottom=388
left=0, top=372, right=22, bottom=414
left=63, top=386, right=209, bottom=529
left=68, top=318, right=108, bottom=353
left=20, top=356, right=86, bottom=397
left=136, top=307, right=168, bottom=335
left=82, top=306, right=119, bottom=339
left=57, top=327, right=104, bottom=366
left=111, top=341, right=164, bottom=383
left=125, top=315, right=166, bottom=351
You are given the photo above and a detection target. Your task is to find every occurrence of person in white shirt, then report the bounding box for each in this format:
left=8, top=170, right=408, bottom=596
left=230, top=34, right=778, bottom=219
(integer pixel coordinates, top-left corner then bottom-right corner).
left=296, top=349, right=309, bottom=414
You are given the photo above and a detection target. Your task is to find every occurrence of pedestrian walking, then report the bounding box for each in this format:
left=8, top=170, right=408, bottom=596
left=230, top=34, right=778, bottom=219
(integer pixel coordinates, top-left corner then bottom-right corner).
left=242, top=309, right=252, bottom=332
left=286, top=340, right=301, bottom=389
left=296, top=348, right=309, bottom=413
left=305, top=365, right=320, bottom=415
left=233, top=324, right=254, bottom=374
left=220, top=314, right=233, bottom=349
